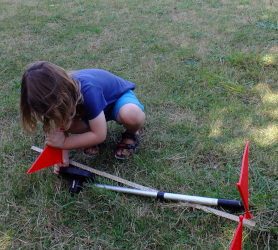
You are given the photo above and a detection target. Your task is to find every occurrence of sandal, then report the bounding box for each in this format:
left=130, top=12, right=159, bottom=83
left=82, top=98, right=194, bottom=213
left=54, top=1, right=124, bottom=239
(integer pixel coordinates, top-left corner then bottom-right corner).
left=115, top=131, right=140, bottom=160
left=83, top=145, right=99, bottom=158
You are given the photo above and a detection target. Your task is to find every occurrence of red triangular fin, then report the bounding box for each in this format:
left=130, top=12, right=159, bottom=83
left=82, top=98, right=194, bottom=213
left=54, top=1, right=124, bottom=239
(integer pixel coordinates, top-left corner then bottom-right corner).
left=27, top=145, right=62, bottom=174
left=230, top=215, right=244, bottom=250
left=236, top=141, right=252, bottom=219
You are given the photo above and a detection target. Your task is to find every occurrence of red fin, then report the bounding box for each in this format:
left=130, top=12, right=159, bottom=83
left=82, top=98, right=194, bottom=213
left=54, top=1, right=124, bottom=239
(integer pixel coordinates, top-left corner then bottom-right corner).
left=236, top=141, right=252, bottom=219
left=230, top=215, right=244, bottom=250
left=27, top=145, right=62, bottom=174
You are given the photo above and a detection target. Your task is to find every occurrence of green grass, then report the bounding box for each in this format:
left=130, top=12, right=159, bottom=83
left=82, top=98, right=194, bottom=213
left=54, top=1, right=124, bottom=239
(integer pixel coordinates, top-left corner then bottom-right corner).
left=1, top=0, right=277, bottom=248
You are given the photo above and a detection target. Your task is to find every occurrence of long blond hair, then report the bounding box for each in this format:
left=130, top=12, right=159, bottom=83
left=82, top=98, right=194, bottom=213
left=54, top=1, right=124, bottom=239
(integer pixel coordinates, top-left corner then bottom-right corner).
left=20, top=61, right=82, bottom=133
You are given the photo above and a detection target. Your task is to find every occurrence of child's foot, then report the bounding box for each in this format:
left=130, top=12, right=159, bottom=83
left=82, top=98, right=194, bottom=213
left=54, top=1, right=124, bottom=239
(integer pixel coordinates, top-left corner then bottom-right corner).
left=83, top=145, right=99, bottom=157
left=115, top=131, right=140, bottom=159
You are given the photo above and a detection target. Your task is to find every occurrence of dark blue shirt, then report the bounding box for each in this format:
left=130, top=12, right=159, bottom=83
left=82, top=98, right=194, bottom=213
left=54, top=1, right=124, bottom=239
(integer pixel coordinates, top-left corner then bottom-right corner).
left=72, top=69, right=136, bottom=120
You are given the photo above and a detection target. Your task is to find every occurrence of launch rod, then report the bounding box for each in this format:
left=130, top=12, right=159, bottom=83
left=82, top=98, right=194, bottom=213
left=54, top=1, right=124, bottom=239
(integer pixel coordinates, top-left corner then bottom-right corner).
left=94, top=184, right=244, bottom=209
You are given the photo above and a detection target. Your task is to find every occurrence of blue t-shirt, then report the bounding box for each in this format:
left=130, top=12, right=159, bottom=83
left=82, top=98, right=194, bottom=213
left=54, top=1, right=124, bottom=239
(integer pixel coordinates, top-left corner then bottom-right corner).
left=72, top=69, right=136, bottom=120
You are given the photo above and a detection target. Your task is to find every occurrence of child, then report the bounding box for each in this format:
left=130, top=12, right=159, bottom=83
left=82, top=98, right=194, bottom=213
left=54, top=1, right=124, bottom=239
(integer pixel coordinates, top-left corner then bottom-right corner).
left=20, top=61, right=146, bottom=174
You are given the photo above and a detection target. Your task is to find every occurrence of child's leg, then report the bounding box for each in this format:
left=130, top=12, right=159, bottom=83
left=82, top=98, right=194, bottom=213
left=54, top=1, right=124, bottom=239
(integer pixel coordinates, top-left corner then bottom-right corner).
left=116, top=103, right=146, bottom=158
left=117, top=103, right=146, bottom=134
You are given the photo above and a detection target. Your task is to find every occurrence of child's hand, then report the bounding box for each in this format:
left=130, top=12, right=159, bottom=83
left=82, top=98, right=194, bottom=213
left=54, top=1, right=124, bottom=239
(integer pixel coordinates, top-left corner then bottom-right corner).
left=54, top=162, right=68, bottom=175
left=46, top=129, right=66, bottom=149
left=54, top=150, right=69, bottom=175
left=54, top=163, right=64, bottom=175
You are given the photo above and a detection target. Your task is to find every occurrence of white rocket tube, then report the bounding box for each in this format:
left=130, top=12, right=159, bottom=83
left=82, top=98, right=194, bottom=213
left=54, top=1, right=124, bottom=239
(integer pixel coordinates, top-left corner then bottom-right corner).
left=94, top=184, right=242, bottom=208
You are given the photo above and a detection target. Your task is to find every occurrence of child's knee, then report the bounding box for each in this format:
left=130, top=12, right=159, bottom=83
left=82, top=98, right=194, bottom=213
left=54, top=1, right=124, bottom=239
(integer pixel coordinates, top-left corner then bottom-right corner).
left=118, top=104, right=145, bottom=127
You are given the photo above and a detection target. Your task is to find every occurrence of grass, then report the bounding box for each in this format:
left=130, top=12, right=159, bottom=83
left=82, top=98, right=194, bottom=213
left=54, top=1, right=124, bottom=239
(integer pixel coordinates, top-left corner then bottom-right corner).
left=0, top=0, right=277, bottom=248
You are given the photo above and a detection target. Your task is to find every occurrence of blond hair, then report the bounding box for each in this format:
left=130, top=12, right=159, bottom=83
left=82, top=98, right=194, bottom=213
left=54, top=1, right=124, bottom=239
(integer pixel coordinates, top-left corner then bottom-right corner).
left=20, top=61, right=82, bottom=133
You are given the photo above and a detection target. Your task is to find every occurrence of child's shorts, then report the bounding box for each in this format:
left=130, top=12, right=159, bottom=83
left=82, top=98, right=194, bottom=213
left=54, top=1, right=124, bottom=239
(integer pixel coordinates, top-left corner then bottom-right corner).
left=85, top=90, right=144, bottom=126
left=105, top=90, right=144, bottom=123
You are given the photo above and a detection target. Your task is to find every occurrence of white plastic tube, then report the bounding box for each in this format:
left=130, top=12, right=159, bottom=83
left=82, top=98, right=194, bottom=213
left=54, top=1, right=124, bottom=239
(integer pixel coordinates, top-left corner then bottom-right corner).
left=95, top=184, right=219, bottom=206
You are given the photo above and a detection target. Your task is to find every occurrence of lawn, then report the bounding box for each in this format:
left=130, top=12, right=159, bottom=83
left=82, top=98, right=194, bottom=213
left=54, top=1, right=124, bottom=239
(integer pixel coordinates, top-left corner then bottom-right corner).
left=0, top=0, right=277, bottom=248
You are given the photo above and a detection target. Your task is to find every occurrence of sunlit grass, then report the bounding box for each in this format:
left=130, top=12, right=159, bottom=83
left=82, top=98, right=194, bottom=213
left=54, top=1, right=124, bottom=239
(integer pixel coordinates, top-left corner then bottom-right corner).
left=252, top=124, right=278, bottom=146
left=263, top=92, right=278, bottom=105
left=262, top=54, right=278, bottom=66
left=0, top=232, right=11, bottom=249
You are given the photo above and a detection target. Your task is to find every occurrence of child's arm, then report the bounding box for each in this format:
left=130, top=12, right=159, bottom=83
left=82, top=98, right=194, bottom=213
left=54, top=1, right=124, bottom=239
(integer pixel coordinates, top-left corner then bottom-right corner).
left=46, top=111, right=107, bottom=150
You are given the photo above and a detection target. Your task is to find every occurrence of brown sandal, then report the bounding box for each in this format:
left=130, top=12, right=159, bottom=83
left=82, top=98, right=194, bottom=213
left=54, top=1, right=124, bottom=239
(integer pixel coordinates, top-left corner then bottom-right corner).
left=83, top=145, right=99, bottom=158
left=115, top=131, right=140, bottom=159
